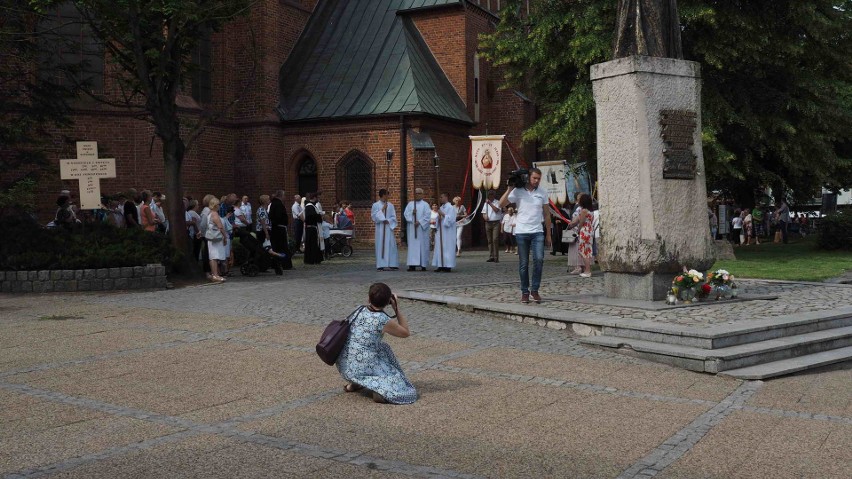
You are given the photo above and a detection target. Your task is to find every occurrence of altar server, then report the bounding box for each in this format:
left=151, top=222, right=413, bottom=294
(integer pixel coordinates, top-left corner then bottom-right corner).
left=371, top=189, right=399, bottom=271
left=404, top=188, right=431, bottom=271
left=431, top=193, right=457, bottom=272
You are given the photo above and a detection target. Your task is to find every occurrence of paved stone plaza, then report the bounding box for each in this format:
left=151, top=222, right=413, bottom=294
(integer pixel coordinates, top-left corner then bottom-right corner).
left=1, top=251, right=850, bottom=478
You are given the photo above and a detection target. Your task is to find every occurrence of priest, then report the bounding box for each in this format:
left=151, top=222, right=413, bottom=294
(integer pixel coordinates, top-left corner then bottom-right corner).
left=371, top=189, right=399, bottom=271
left=404, top=188, right=431, bottom=271
left=431, top=193, right=457, bottom=272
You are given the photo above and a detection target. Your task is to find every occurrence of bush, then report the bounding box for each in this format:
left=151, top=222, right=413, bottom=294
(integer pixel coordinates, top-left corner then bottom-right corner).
left=816, top=212, right=852, bottom=250
left=0, top=217, right=177, bottom=271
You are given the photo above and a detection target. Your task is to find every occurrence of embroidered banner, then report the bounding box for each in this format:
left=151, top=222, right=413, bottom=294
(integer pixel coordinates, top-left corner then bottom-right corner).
left=565, top=162, right=592, bottom=201
left=469, top=135, right=504, bottom=190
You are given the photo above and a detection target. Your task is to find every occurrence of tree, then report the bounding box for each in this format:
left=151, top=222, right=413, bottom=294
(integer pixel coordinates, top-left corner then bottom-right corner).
left=481, top=0, right=852, bottom=206
left=0, top=1, right=76, bottom=209
left=30, top=0, right=255, bottom=273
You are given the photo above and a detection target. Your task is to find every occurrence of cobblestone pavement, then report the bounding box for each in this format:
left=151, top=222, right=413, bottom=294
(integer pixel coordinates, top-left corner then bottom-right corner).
left=403, top=256, right=852, bottom=327
left=1, top=249, right=850, bottom=478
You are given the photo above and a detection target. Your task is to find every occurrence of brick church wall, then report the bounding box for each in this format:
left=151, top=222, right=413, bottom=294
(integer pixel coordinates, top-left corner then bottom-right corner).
left=23, top=0, right=538, bottom=251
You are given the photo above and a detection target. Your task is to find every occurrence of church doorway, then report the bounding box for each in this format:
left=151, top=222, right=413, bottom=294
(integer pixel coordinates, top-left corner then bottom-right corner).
left=297, top=155, right=318, bottom=197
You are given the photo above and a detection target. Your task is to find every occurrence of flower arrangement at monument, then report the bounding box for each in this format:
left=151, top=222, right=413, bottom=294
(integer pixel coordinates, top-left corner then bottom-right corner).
left=706, top=269, right=739, bottom=300
left=671, top=269, right=704, bottom=302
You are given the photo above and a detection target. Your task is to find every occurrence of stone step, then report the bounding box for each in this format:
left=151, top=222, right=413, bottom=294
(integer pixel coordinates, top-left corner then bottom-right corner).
left=581, top=325, right=852, bottom=374
left=719, top=346, right=852, bottom=380
left=600, top=308, right=852, bottom=349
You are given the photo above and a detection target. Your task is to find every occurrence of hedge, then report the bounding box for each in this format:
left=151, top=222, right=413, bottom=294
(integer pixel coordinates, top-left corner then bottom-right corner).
left=0, top=217, right=178, bottom=271
left=816, top=212, right=852, bottom=251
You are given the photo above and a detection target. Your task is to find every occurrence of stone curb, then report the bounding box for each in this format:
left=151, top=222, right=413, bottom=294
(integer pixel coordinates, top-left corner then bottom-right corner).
left=397, top=290, right=852, bottom=340
left=0, top=264, right=167, bottom=293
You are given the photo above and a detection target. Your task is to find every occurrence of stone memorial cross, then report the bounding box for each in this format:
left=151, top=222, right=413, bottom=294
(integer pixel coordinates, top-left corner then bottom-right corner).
left=60, top=141, right=116, bottom=210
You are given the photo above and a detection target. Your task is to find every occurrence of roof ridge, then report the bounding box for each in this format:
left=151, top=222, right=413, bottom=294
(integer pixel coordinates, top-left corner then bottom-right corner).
left=401, top=16, right=471, bottom=122
left=278, top=0, right=472, bottom=123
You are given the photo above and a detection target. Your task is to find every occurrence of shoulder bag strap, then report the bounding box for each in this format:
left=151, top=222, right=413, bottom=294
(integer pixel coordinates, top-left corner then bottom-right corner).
left=346, top=305, right=367, bottom=323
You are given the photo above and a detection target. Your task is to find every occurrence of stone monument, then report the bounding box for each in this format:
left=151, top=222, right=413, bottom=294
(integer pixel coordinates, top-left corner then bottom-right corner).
left=592, top=0, right=715, bottom=301
left=60, top=141, right=116, bottom=210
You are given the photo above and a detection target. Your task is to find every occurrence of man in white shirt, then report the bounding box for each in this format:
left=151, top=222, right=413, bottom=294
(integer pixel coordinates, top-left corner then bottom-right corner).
left=240, top=196, right=253, bottom=229
left=233, top=203, right=248, bottom=229
left=481, top=189, right=504, bottom=263
left=150, top=192, right=168, bottom=233
left=292, top=195, right=304, bottom=253
left=499, top=168, right=551, bottom=304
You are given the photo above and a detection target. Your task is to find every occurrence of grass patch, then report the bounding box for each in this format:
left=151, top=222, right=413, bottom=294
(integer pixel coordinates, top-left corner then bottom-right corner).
left=37, top=314, right=84, bottom=321
left=713, top=236, right=852, bottom=281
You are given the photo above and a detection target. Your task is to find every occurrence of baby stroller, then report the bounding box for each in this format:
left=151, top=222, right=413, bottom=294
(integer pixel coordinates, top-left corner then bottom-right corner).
left=328, top=229, right=354, bottom=258
left=236, top=230, right=274, bottom=276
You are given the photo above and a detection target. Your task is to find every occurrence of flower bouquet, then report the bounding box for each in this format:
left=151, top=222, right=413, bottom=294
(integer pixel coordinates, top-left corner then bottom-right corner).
left=706, top=269, right=737, bottom=300
left=672, top=269, right=704, bottom=303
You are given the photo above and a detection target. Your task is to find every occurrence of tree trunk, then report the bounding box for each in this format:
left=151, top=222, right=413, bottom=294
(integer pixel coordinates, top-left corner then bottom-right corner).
left=162, top=136, right=199, bottom=276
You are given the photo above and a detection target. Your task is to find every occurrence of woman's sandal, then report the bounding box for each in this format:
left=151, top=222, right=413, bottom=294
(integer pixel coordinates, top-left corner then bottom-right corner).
left=372, top=392, right=387, bottom=404
left=344, top=383, right=363, bottom=393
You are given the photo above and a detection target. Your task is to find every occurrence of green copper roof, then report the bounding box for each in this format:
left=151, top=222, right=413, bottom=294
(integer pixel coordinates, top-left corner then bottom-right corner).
left=277, top=0, right=472, bottom=124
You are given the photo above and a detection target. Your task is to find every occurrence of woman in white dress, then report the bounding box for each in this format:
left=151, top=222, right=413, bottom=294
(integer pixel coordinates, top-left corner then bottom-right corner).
left=205, top=197, right=228, bottom=283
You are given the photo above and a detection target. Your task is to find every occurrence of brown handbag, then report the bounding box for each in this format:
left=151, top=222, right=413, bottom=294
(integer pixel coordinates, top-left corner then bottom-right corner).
left=316, top=306, right=365, bottom=365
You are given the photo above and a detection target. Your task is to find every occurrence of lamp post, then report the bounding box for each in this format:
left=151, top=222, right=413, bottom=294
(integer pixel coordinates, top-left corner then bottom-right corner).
left=385, top=149, right=393, bottom=188
left=433, top=151, right=440, bottom=201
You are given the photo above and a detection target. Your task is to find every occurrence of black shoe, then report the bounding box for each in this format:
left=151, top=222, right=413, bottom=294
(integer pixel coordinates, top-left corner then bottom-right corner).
left=407, top=266, right=416, bottom=272
left=444, top=268, right=452, bottom=273
left=486, top=258, right=495, bottom=262
left=420, top=267, right=427, bottom=271
left=550, top=252, right=556, bottom=256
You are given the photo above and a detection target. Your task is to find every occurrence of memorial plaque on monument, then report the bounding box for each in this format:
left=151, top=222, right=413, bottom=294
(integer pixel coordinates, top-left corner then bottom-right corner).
left=660, top=109, right=697, bottom=179
left=60, top=141, right=116, bottom=210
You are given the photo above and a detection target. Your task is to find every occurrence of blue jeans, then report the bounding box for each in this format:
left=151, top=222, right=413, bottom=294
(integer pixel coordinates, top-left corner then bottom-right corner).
left=515, top=232, right=545, bottom=294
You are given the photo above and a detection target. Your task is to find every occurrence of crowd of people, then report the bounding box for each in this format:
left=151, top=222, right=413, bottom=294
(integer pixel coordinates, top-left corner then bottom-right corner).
left=708, top=198, right=811, bottom=246
left=50, top=177, right=604, bottom=295
left=49, top=187, right=360, bottom=283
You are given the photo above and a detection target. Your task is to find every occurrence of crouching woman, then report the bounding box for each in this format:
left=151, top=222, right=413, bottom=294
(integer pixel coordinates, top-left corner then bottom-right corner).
left=337, top=282, right=418, bottom=404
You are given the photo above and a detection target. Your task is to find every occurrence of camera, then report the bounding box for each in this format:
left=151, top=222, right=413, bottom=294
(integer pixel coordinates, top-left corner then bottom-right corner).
left=507, top=168, right=529, bottom=188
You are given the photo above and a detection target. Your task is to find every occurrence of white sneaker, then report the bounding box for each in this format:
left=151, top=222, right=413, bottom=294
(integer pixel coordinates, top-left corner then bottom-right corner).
left=580, top=273, right=592, bottom=278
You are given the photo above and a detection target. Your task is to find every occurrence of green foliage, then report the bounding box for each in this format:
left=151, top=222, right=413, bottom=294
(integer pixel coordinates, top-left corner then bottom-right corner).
left=0, top=1, right=76, bottom=187
left=47, top=0, right=253, bottom=118
left=481, top=0, right=852, bottom=204
left=0, top=217, right=178, bottom=270
left=0, top=178, right=38, bottom=215
left=817, top=212, right=852, bottom=250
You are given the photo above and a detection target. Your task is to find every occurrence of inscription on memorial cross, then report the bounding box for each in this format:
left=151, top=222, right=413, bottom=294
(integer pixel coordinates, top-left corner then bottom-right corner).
left=60, top=142, right=116, bottom=210
left=659, top=110, right=697, bottom=179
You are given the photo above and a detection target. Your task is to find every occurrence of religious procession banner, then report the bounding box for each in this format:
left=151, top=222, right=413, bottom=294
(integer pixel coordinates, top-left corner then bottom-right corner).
left=565, top=162, right=592, bottom=201
left=469, top=135, right=504, bottom=190
left=532, top=160, right=568, bottom=205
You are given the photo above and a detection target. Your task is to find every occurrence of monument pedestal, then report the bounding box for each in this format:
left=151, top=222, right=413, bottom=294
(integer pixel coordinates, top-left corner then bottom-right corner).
left=592, top=56, right=715, bottom=301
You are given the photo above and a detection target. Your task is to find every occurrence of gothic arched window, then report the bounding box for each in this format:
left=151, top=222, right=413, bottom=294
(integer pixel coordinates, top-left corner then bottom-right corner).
left=337, top=153, right=373, bottom=207
left=297, top=156, right=317, bottom=197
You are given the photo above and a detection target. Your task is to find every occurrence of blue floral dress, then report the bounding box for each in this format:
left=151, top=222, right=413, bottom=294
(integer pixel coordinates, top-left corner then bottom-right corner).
left=336, top=309, right=418, bottom=405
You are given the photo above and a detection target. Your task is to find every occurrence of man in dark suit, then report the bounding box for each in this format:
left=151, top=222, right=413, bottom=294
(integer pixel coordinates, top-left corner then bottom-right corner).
left=269, top=190, right=293, bottom=271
